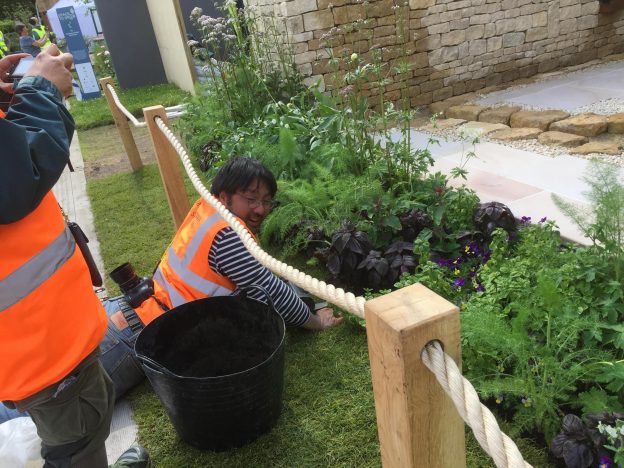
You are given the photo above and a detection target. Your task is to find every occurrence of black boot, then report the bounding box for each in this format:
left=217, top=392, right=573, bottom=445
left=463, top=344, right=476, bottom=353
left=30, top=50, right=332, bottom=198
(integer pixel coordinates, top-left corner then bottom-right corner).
left=110, top=445, right=152, bottom=468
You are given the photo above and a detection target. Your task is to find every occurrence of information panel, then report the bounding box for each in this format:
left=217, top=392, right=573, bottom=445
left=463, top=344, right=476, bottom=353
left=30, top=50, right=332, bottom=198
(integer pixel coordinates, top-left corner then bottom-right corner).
left=57, top=6, right=101, bottom=100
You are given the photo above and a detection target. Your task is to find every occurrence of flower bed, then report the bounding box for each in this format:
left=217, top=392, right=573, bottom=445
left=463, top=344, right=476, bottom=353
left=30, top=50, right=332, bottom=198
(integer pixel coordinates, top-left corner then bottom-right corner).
left=176, top=3, right=624, bottom=465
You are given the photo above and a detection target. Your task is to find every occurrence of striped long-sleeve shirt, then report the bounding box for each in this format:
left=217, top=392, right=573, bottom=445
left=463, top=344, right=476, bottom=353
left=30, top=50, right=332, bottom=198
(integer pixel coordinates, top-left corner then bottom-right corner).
left=208, top=227, right=311, bottom=327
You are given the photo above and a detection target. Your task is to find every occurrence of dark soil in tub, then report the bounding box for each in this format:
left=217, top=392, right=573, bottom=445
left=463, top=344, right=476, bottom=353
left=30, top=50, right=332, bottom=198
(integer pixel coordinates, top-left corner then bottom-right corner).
left=158, top=297, right=282, bottom=378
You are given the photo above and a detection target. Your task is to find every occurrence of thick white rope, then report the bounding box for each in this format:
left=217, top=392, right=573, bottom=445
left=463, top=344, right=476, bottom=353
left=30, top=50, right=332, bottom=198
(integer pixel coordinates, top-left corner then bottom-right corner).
left=422, top=341, right=533, bottom=468
left=105, top=83, right=146, bottom=128
left=152, top=115, right=532, bottom=468
left=105, top=84, right=187, bottom=128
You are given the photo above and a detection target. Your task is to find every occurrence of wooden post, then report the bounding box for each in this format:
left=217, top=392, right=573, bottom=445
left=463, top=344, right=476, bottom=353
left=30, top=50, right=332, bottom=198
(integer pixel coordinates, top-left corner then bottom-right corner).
left=366, top=283, right=465, bottom=468
left=143, top=105, right=190, bottom=228
left=99, top=77, right=143, bottom=172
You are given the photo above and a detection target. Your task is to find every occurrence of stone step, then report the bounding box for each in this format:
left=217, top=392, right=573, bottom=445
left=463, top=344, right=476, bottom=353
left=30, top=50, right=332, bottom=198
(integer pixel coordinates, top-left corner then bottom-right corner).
left=489, top=127, right=543, bottom=141
left=549, top=113, right=608, bottom=137
left=510, top=110, right=570, bottom=131
left=537, top=131, right=588, bottom=147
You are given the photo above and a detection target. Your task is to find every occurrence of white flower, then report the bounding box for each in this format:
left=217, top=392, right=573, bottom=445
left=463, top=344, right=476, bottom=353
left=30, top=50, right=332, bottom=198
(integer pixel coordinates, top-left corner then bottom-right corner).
left=350, top=52, right=358, bottom=61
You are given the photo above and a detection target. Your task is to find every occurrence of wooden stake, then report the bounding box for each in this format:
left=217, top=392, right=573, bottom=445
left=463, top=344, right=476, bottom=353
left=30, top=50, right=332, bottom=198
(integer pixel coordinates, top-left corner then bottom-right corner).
left=366, top=283, right=465, bottom=468
left=99, top=77, right=143, bottom=172
left=143, top=105, right=190, bottom=228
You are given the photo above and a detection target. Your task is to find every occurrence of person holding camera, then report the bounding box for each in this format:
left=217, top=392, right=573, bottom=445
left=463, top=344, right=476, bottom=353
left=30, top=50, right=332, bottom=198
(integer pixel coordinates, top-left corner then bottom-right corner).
left=100, top=156, right=344, bottom=399
left=0, top=46, right=150, bottom=468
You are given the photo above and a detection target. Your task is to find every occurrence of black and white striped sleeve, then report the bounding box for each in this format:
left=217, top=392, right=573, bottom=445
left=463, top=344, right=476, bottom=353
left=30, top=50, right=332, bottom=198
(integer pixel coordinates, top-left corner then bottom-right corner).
left=208, top=227, right=311, bottom=327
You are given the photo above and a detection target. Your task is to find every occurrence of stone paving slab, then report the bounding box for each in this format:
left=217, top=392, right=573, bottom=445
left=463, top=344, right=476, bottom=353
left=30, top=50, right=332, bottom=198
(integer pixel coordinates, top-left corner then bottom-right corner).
left=476, top=61, right=624, bottom=112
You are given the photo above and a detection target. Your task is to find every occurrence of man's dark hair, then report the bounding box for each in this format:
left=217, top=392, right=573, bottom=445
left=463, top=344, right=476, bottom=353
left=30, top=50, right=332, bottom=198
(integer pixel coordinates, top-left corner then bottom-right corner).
left=15, top=24, right=27, bottom=35
left=211, top=157, right=277, bottom=198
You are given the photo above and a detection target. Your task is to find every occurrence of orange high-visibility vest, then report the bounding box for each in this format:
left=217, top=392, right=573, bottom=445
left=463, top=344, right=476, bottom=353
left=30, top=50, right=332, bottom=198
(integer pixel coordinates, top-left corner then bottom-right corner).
left=0, top=191, right=107, bottom=401
left=135, top=199, right=255, bottom=325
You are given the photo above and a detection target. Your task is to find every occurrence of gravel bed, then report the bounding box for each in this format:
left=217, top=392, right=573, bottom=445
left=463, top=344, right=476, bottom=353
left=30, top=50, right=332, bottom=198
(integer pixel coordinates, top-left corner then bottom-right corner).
left=424, top=57, right=624, bottom=165
left=421, top=125, right=624, bottom=167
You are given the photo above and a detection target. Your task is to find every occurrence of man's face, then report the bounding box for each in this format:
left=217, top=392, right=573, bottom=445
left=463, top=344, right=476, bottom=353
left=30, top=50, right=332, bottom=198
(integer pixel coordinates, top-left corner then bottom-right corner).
left=218, top=180, right=274, bottom=233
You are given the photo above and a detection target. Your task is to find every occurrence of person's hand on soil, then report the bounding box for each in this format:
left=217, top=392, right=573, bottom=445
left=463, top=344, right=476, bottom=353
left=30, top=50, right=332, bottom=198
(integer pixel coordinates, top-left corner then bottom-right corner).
left=303, top=307, right=344, bottom=331
left=0, top=53, right=29, bottom=94
left=24, top=44, right=73, bottom=98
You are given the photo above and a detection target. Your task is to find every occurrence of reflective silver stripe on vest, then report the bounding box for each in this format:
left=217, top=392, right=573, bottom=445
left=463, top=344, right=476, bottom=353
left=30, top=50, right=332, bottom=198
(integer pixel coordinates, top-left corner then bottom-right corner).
left=153, top=269, right=188, bottom=308
left=0, top=225, right=75, bottom=311
left=154, top=212, right=233, bottom=304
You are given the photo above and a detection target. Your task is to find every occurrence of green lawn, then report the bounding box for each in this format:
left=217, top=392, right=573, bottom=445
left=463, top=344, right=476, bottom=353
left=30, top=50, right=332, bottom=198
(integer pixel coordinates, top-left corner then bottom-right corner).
left=70, top=82, right=190, bottom=131
left=87, top=164, right=550, bottom=467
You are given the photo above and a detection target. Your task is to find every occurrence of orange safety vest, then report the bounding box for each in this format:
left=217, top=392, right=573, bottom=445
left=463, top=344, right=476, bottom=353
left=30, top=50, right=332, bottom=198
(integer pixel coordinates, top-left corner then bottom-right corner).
left=0, top=191, right=107, bottom=401
left=135, top=199, right=255, bottom=325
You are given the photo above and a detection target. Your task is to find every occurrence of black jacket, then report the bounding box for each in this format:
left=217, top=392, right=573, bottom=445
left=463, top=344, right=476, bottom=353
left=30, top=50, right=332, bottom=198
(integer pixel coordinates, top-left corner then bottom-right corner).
left=0, top=75, right=75, bottom=224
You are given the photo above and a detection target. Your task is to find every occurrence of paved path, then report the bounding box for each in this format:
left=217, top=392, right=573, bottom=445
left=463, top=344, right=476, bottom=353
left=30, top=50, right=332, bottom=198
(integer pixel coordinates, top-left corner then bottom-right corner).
left=53, top=132, right=138, bottom=463
left=389, top=128, right=594, bottom=244
left=476, top=60, right=624, bottom=112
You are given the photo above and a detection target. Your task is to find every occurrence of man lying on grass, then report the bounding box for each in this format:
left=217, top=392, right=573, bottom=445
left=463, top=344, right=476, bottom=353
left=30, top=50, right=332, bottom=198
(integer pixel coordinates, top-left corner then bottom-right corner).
left=101, top=156, right=344, bottom=398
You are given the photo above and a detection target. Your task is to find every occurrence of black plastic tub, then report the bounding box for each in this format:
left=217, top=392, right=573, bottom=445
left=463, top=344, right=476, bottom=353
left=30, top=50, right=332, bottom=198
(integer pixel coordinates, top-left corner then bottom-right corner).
left=134, top=288, right=285, bottom=451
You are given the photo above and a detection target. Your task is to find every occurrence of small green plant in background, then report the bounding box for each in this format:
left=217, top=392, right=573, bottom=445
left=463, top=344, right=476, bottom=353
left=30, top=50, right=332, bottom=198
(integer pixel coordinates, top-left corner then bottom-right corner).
left=91, top=40, right=115, bottom=79
left=555, top=160, right=624, bottom=283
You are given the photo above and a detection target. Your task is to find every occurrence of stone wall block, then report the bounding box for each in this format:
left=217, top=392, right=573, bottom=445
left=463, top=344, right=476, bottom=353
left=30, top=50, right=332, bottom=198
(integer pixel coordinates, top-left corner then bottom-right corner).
left=283, top=0, right=319, bottom=16
left=303, top=9, right=334, bottom=30
left=286, top=16, right=305, bottom=34
left=303, top=74, right=325, bottom=90
left=299, top=62, right=313, bottom=76
left=526, top=27, right=548, bottom=42
left=441, top=29, right=466, bottom=46
left=409, top=0, right=435, bottom=9
left=332, top=4, right=365, bottom=25
left=469, top=39, right=487, bottom=55
left=560, top=4, right=581, bottom=19
left=559, top=18, right=578, bottom=33
left=317, top=0, right=348, bottom=9
left=374, top=25, right=396, bottom=38
left=578, top=15, right=598, bottom=30
left=369, top=0, right=395, bottom=18
left=502, top=31, right=525, bottom=47
left=429, top=22, right=451, bottom=34
left=450, top=18, right=470, bottom=30
left=466, top=24, right=485, bottom=40
left=415, top=34, right=441, bottom=51
left=517, top=15, right=533, bottom=31
left=470, top=14, right=492, bottom=24
left=294, top=50, right=317, bottom=64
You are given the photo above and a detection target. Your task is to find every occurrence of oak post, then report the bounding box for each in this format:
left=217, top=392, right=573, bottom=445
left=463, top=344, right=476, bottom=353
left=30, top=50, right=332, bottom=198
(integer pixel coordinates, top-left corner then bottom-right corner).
left=366, top=283, right=465, bottom=467
left=99, top=77, right=143, bottom=172
left=143, top=105, right=190, bottom=228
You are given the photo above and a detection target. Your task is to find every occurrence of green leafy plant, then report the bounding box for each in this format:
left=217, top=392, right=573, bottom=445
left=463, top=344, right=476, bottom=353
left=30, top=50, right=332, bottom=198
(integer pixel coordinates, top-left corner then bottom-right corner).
left=555, top=160, right=624, bottom=282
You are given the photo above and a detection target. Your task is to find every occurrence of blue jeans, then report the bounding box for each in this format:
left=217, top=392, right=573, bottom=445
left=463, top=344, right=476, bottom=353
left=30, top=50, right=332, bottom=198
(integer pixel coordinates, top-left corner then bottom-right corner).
left=99, top=297, right=145, bottom=400
left=0, top=404, right=28, bottom=424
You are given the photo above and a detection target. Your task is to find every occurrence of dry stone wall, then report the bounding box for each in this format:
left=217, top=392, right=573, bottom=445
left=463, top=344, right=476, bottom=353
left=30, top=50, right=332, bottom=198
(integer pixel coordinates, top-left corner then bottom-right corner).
left=244, top=0, right=624, bottom=107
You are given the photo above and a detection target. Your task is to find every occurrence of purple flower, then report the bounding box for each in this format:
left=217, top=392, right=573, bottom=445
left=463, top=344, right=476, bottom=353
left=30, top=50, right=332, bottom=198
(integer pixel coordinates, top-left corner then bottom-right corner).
left=520, top=216, right=532, bottom=224
left=452, top=277, right=466, bottom=288
left=598, top=455, right=613, bottom=468
left=539, top=217, right=547, bottom=223
left=475, top=283, right=485, bottom=292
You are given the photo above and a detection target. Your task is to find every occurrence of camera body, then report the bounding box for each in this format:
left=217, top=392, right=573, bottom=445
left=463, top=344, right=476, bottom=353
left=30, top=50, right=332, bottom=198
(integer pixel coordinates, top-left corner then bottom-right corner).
left=109, top=263, right=154, bottom=309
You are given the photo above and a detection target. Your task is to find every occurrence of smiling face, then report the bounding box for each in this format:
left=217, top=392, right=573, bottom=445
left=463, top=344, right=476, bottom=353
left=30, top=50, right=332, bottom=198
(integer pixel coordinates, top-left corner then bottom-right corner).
left=218, top=179, right=273, bottom=233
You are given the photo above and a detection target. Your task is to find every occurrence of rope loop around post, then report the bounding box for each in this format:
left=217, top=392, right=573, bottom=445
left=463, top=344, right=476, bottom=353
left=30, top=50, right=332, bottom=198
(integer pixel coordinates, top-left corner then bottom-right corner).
left=105, top=83, right=146, bottom=128
left=421, top=341, right=533, bottom=468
